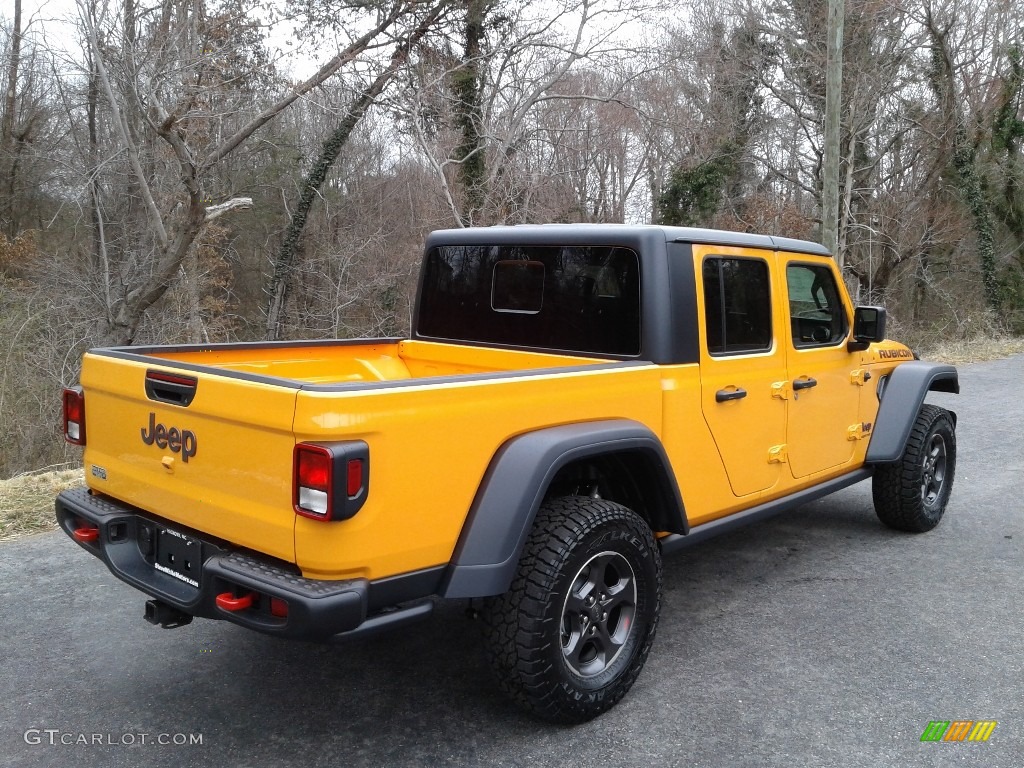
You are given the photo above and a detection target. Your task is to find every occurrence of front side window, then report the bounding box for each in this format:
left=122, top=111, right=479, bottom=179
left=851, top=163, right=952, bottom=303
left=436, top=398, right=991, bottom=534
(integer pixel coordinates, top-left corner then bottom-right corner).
left=787, top=263, right=847, bottom=347
left=418, top=244, right=641, bottom=356
left=702, top=257, right=772, bottom=355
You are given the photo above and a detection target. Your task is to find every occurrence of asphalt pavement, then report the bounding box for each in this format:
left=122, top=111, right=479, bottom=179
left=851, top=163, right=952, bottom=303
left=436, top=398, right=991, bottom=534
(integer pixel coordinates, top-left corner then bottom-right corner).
left=1, top=354, right=1022, bottom=768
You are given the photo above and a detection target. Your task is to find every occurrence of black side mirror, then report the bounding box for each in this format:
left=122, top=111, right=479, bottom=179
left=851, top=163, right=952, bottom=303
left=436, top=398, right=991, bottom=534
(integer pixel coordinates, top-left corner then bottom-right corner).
left=848, top=306, right=887, bottom=352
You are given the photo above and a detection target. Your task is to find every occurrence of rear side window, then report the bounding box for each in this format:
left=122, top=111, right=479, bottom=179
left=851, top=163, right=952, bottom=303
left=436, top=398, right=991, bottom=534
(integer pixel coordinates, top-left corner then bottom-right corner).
left=418, top=244, right=641, bottom=356
left=702, top=257, right=772, bottom=355
left=787, top=263, right=847, bottom=346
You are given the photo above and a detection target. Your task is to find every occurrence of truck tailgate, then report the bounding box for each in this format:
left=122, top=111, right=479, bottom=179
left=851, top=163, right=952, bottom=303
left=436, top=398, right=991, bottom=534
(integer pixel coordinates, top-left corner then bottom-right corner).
left=80, top=353, right=299, bottom=563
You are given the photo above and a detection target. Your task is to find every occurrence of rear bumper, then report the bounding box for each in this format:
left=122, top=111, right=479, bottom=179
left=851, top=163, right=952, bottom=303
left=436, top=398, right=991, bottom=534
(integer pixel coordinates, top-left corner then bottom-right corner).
left=56, top=487, right=436, bottom=641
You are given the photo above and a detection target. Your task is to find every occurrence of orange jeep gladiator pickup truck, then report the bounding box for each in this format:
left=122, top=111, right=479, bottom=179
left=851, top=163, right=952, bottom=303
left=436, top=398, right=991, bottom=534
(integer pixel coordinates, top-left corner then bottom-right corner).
left=57, top=224, right=958, bottom=723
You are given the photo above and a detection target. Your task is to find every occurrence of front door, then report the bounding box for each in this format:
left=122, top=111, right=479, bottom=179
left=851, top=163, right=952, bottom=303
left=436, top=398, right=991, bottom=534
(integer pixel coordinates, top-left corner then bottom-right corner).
left=780, top=256, right=862, bottom=478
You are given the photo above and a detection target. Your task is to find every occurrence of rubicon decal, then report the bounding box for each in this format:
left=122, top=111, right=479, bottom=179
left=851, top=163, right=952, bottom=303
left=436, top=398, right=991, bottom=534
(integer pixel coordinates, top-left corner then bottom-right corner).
left=877, top=348, right=914, bottom=359
left=141, top=412, right=197, bottom=462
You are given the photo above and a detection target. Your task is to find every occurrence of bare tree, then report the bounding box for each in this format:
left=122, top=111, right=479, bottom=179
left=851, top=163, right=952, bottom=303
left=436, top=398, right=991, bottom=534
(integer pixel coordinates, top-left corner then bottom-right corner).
left=656, top=6, right=772, bottom=229
left=405, top=0, right=664, bottom=226
left=78, top=0, right=423, bottom=344
left=265, top=1, right=448, bottom=341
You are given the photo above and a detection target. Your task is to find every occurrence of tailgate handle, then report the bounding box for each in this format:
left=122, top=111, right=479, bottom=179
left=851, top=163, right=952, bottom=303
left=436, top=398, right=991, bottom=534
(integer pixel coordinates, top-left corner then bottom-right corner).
left=145, top=370, right=198, bottom=407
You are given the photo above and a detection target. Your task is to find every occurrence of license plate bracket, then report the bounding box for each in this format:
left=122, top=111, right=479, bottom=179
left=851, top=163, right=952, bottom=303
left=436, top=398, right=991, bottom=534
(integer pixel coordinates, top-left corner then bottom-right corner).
left=154, top=526, right=202, bottom=589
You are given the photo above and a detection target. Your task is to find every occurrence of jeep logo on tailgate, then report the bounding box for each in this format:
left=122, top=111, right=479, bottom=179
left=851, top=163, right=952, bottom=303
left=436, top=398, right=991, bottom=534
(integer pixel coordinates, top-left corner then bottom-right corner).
left=141, top=412, right=197, bottom=462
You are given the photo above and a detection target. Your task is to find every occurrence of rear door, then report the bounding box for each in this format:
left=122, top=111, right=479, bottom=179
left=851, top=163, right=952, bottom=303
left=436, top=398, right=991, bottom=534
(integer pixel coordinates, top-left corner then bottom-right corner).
left=696, top=245, right=788, bottom=498
left=779, top=256, right=862, bottom=478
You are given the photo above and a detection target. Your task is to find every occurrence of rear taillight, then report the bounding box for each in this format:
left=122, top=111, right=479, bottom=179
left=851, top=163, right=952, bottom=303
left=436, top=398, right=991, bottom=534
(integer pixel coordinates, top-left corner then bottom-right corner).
left=296, top=445, right=331, bottom=516
left=293, top=441, right=369, bottom=521
left=63, top=387, right=86, bottom=445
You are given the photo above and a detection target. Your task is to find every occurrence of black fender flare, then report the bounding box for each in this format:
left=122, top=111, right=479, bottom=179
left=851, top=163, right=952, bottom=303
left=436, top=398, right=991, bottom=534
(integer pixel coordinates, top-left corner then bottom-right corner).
left=440, top=419, right=686, bottom=599
left=865, top=361, right=959, bottom=464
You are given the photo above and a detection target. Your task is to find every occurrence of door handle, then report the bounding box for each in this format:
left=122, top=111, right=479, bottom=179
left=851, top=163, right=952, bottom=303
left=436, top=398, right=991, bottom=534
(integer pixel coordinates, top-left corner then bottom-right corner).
left=793, top=377, right=818, bottom=390
left=715, top=387, right=748, bottom=402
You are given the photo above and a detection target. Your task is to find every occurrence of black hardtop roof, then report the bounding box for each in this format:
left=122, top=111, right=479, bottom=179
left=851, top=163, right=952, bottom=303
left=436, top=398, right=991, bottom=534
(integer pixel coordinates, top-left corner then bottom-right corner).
left=424, top=223, right=832, bottom=257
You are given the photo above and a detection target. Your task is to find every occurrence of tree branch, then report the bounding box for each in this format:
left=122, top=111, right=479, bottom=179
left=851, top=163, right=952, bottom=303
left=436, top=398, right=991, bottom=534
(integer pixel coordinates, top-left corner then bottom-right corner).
left=205, top=197, right=253, bottom=222
left=81, top=0, right=169, bottom=249
left=200, top=2, right=411, bottom=173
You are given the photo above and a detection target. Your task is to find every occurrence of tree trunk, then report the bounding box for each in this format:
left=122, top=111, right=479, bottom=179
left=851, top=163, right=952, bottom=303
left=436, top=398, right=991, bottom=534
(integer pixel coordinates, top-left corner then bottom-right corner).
left=0, top=0, right=23, bottom=237
left=184, top=250, right=208, bottom=344
left=454, top=0, right=487, bottom=225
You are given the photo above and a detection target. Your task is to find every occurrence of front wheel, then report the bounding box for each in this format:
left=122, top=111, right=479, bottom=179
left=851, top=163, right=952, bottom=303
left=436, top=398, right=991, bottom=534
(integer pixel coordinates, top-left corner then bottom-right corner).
left=481, top=496, right=662, bottom=724
left=872, top=404, right=956, bottom=532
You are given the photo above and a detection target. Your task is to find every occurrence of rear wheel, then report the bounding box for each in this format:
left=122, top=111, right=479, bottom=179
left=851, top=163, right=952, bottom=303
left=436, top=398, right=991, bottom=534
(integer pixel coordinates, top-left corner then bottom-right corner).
left=872, top=405, right=956, bottom=532
left=481, top=496, right=661, bottom=724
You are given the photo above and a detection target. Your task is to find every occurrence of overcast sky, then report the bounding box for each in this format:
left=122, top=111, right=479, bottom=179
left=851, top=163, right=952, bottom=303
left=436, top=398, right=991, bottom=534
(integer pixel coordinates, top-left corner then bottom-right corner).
left=12, top=0, right=313, bottom=78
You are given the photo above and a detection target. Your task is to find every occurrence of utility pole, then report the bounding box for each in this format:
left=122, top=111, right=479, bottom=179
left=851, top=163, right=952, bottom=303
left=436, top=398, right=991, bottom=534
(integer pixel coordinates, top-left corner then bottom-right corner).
left=823, top=0, right=844, bottom=266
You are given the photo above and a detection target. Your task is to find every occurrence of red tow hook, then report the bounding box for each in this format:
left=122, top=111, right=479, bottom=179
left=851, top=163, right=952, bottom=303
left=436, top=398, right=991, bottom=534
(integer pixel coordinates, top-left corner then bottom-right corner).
left=72, top=525, right=100, bottom=543
left=216, top=592, right=254, bottom=612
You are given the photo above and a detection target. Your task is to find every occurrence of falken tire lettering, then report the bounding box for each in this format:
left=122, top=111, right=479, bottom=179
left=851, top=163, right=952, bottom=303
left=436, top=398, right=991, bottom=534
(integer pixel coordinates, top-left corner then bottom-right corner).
left=141, top=413, right=197, bottom=462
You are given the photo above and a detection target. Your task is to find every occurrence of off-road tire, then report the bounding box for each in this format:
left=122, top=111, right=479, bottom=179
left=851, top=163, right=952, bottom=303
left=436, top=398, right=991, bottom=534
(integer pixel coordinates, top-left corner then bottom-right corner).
left=872, top=404, right=956, bottom=532
left=481, top=496, right=662, bottom=724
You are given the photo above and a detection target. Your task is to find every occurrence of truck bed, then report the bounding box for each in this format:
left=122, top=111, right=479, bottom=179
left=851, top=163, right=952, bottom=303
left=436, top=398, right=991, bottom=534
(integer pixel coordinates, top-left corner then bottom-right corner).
left=137, top=339, right=608, bottom=385
left=79, top=338, right=661, bottom=580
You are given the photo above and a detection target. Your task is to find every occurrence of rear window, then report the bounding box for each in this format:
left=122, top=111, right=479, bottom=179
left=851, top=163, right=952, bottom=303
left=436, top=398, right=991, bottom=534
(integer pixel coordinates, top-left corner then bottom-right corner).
left=702, top=256, right=772, bottom=355
left=417, top=244, right=641, bottom=356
